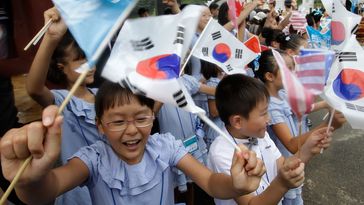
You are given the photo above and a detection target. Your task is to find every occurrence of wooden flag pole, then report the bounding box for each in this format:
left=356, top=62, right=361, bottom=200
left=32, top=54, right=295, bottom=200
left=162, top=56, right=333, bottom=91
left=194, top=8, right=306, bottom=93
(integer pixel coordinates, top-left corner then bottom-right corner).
left=24, top=19, right=53, bottom=51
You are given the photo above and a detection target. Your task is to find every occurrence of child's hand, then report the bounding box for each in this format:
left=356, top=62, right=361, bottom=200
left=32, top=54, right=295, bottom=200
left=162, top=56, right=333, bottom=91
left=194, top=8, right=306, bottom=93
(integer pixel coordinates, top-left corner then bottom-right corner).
left=0, top=105, right=62, bottom=186
left=230, top=144, right=266, bottom=194
left=44, top=7, right=67, bottom=41
left=277, top=156, right=305, bottom=189
left=301, top=127, right=333, bottom=160
left=330, top=111, right=346, bottom=130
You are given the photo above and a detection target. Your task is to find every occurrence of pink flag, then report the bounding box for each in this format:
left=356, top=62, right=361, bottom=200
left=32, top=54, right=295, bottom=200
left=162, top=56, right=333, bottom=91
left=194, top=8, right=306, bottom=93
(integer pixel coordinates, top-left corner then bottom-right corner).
left=227, top=0, right=243, bottom=31
left=272, top=49, right=314, bottom=119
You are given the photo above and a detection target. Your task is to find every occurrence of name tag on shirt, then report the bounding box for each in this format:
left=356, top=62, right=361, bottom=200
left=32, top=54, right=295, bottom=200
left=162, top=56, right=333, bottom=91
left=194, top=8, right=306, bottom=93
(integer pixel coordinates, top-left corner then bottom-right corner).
left=183, top=135, right=199, bottom=154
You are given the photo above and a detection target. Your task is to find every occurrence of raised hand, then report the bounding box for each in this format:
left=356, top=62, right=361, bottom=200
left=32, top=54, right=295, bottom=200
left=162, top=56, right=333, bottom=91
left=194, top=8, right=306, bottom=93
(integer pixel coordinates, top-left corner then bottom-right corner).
left=230, top=144, right=266, bottom=193
left=277, top=156, right=305, bottom=189
left=43, top=7, right=67, bottom=41
left=0, top=105, right=62, bottom=186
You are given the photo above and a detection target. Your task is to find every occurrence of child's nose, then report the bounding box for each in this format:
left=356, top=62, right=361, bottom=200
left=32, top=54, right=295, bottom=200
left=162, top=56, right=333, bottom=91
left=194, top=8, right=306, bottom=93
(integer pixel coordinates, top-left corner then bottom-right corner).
left=124, top=122, right=138, bottom=135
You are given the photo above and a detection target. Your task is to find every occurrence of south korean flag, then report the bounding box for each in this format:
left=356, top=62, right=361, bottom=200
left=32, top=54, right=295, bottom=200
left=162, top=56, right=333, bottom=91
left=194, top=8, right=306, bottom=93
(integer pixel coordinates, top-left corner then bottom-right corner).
left=192, top=19, right=261, bottom=75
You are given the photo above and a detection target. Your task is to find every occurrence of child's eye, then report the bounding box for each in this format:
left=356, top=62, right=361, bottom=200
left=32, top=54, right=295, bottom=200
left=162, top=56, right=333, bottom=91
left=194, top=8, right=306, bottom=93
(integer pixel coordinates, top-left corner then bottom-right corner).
left=110, top=120, right=126, bottom=126
left=135, top=117, right=149, bottom=123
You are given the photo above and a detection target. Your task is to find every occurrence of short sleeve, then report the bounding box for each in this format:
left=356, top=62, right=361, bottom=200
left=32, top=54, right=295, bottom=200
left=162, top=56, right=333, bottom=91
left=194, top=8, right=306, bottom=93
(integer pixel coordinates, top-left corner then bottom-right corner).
left=149, top=133, right=188, bottom=167
left=70, top=144, right=100, bottom=187
left=180, top=74, right=200, bottom=95
left=51, top=89, right=67, bottom=106
left=268, top=103, right=286, bottom=125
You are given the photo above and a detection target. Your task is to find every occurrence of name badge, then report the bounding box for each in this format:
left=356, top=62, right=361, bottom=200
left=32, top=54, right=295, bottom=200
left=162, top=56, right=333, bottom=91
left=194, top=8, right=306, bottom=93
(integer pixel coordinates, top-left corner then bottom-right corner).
left=183, top=135, right=199, bottom=154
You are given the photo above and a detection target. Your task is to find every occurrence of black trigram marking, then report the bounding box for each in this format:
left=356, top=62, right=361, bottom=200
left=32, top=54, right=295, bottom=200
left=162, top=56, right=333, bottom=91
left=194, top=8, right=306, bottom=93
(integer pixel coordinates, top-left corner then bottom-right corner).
left=351, top=24, right=359, bottom=34
left=174, top=26, right=185, bottom=45
left=226, top=64, right=233, bottom=72
left=211, top=31, right=222, bottom=40
left=346, top=102, right=364, bottom=112
left=202, top=47, right=209, bottom=56
left=235, top=49, right=243, bottom=59
left=338, top=52, right=357, bottom=62
left=130, top=38, right=154, bottom=51
left=173, top=90, right=187, bottom=108
left=119, top=77, right=146, bottom=96
left=332, top=3, right=335, bottom=13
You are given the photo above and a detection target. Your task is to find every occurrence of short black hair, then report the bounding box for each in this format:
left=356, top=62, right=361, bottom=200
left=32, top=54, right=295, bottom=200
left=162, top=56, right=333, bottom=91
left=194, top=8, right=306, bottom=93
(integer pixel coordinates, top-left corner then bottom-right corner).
left=215, top=74, right=269, bottom=125
left=217, top=2, right=229, bottom=26
left=48, top=30, right=85, bottom=86
left=201, top=59, right=219, bottom=80
left=254, top=49, right=278, bottom=83
left=137, top=7, right=149, bottom=17
left=95, top=81, right=155, bottom=120
left=209, top=3, right=219, bottom=10
left=276, top=33, right=305, bottom=51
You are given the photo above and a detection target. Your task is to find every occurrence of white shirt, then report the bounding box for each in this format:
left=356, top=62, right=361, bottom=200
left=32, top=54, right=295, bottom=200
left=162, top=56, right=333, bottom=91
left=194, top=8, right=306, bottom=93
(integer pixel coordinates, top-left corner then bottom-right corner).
left=207, top=128, right=282, bottom=205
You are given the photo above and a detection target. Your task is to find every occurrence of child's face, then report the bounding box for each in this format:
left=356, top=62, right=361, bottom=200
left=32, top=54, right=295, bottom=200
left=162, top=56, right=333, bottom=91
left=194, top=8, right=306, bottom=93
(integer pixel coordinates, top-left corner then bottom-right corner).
left=240, top=99, right=270, bottom=138
left=198, top=7, right=212, bottom=31
left=97, top=98, right=154, bottom=164
left=62, top=45, right=95, bottom=86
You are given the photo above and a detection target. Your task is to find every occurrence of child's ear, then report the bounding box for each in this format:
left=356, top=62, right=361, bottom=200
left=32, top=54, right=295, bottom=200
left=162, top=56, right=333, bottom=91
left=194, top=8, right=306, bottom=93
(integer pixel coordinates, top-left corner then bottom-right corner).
left=95, top=118, right=105, bottom=135
left=264, top=72, right=275, bottom=82
left=229, top=115, right=244, bottom=129
left=57, top=63, right=65, bottom=71
left=286, top=49, right=296, bottom=56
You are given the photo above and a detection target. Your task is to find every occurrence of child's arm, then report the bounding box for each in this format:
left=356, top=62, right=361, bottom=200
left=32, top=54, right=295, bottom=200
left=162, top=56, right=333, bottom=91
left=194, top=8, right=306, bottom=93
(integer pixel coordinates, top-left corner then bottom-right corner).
left=0, top=105, right=88, bottom=204
left=271, top=110, right=345, bottom=154
left=199, top=83, right=216, bottom=96
left=177, top=145, right=265, bottom=199
left=208, top=99, right=219, bottom=118
left=310, top=100, right=329, bottom=113
left=223, top=0, right=264, bottom=32
left=234, top=157, right=304, bottom=205
left=26, top=7, right=67, bottom=107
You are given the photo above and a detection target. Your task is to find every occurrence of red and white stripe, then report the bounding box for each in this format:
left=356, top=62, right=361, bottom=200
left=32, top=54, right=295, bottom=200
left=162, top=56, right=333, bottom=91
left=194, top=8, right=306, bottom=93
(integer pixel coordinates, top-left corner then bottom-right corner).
left=272, top=49, right=314, bottom=119
left=294, top=54, right=327, bottom=95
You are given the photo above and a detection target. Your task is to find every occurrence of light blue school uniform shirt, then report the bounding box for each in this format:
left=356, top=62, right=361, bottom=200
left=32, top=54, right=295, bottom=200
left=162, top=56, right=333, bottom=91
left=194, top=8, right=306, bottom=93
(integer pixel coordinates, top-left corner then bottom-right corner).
left=72, top=133, right=188, bottom=205
left=158, top=75, right=208, bottom=191
left=205, top=77, right=224, bottom=149
left=267, top=90, right=307, bottom=205
left=52, top=88, right=103, bottom=205
left=190, top=33, right=209, bottom=114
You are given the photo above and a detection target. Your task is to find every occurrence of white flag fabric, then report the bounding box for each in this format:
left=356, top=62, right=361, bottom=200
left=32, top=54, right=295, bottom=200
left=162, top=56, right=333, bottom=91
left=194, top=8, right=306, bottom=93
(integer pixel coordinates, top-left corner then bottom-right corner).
left=52, top=0, right=138, bottom=66
left=192, top=19, right=261, bottom=75
left=102, top=5, right=205, bottom=114
left=323, top=35, right=364, bottom=129
left=329, top=0, right=362, bottom=52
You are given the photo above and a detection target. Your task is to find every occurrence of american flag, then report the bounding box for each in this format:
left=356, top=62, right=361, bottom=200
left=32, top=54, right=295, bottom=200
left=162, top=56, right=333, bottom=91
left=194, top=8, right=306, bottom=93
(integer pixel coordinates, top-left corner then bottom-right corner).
left=289, top=11, right=307, bottom=34
left=272, top=49, right=314, bottom=119
left=294, top=50, right=335, bottom=95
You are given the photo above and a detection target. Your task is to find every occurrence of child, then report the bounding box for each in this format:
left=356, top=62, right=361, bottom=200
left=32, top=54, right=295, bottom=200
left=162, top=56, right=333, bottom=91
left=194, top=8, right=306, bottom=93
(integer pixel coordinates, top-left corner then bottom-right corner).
left=25, top=7, right=101, bottom=204
left=254, top=50, right=345, bottom=204
left=207, top=74, right=333, bottom=205
left=200, top=60, right=225, bottom=149
left=1, top=81, right=266, bottom=205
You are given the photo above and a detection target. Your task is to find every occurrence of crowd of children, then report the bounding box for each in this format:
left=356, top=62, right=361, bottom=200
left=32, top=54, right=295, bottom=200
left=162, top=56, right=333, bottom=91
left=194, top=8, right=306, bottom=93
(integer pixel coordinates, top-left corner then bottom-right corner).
left=0, top=0, right=350, bottom=204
